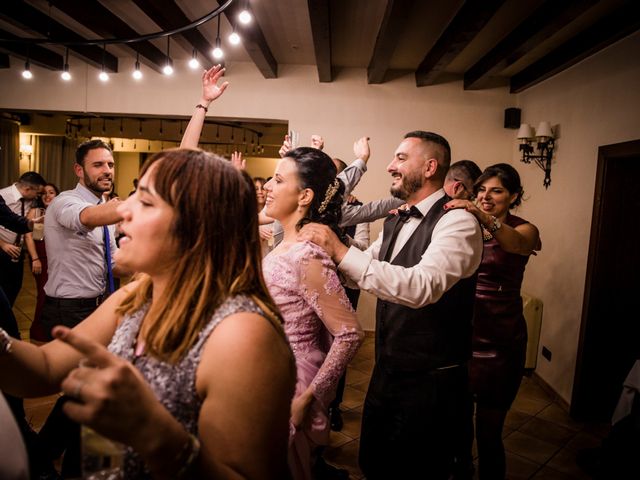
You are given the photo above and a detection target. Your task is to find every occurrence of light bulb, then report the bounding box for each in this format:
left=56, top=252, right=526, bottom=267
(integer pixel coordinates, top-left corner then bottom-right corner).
left=229, top=32, right=241, bottom=45
left=238, top=10, right=252, bottom=24
left=188, top=57, right=200, bottom=69
left=22, top=69, right=33, bottom=79
left=61, top=70, right=71, bottom=81
left=212, top=46, right=224, bottom=59
left=163, top=64, right=174, bottom=75
left=99, top=71, right=109, bottom=82
left=132, top=60, right=142, bottom=80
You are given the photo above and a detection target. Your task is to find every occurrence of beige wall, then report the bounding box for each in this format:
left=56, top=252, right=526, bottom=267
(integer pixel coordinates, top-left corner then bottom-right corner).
left=510, top=31, right=640, bottom=402
left=5, top=34, right=637, bottom=404
left=114, top=152, right=141, bottom=198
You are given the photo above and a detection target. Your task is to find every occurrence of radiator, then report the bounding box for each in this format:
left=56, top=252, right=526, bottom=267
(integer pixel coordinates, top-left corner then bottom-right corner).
left=522, top=292, right=543, bottom=369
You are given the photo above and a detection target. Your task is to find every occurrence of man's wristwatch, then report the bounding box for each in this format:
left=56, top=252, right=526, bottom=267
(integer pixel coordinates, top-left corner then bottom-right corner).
left=0, top=328, right=13, bottom=355
left=487, top=215, right=502, bottom=233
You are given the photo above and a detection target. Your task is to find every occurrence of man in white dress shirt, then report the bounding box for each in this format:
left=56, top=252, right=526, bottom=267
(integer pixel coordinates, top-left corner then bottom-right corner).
left=301, top=131, right=483, bottom=479
left=0, top=171, right=46, bottom=307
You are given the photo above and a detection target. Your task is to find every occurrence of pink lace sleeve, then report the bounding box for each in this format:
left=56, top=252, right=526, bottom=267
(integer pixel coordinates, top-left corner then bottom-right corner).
left=299, top=243, right=364, bottom=402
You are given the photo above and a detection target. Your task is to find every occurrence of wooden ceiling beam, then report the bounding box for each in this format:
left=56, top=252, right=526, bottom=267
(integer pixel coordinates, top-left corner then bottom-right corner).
left=0, top=1, right=118, bottom=72
left=0, top=29, right=63, bottom=71
left=223, top=1, right=277, bottom=78
left=367, top=0, right=415, bottom=84
left=510, top=3, right=640, bottom=93
left=52, top=0, right=165, bottom=73
left=0, top=53, right=9, bottom=69
left=131, top=0, right=214, bottom=69
left=464, top=0, right=598, bottom=90
left=415, top=0, right=505, bottom=87
left=307, top=0, right=332, bottom=82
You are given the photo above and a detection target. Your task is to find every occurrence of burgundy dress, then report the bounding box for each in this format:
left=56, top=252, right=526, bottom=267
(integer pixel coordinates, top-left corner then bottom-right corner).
left=29, top=239, right=49, bottom=342
left=469, top=214, right=531, bottom=409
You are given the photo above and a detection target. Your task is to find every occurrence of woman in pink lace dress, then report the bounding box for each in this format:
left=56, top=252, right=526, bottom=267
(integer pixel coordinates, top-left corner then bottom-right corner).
left=262, top=146, right=364, bottom=479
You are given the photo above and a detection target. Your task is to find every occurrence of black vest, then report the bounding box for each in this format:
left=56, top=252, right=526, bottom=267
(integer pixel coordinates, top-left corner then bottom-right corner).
left=375, top=195, right=477, bottom=373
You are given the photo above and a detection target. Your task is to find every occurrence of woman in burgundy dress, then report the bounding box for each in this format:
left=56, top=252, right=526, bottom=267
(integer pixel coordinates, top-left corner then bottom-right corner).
left=25, top=182, right=59, bottom=342
left=446, top=163, right=541, bottom=480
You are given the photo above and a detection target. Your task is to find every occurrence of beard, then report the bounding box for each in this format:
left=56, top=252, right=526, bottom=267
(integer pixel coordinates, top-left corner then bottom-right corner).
left=390, top=170, right=424, bottom=200
left=83, top=170, right=112, bottom=195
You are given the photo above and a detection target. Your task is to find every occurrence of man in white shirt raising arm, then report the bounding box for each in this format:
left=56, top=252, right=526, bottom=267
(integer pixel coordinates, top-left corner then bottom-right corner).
left=299, top=131, right=483, bottom=480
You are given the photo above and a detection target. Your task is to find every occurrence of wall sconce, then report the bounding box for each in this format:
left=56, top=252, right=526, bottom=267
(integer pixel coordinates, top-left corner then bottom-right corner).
left=20, top=142, right=34, bottom=170
left=517, top=121, right=555, bottom=189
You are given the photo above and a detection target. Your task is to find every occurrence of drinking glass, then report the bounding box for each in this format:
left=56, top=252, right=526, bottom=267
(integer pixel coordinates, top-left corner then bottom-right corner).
left=32, top=208, right=45, bottom=241
left=81, top=426, right=124, bottom=480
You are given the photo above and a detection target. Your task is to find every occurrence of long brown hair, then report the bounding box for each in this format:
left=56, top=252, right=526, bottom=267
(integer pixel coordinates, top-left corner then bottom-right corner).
left=117, top=149, right=283, bottom=363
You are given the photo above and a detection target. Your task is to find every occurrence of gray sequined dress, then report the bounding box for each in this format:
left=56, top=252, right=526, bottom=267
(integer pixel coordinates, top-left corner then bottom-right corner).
left=107, top=294, right=264, bottom=479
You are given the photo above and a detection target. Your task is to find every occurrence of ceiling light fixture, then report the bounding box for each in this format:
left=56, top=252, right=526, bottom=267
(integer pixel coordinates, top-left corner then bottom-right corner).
left=22, top=59, right=33, bottom=79
left=212, top=15, right=224, bottom=59
left=99, top=44, right=109, bottom=82
left=228, top=24, right=241, bottom=45
left=132, top=51, right=143, bottom=80
left=61, top=48, right=71, bottom=81
left=163, top=37, right=174, bottom=75
left=238, top=1, right=252, bottom=25
left=188, top=49, right=200, bottom=69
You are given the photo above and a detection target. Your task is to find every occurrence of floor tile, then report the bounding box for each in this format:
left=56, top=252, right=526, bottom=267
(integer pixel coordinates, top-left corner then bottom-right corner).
left=505, top=451, right=542, bottom=479
left=504, top=431, right=560, bottom=465
left=324, top=439, right=362, bottom=479
left=564, top=431, right=603, bottom=452
left=345, top=367, right=371, bottom=386
left=546, top=448, right=592, bottom=479
left=537, top=404, right=583, bottom=432
left=530, top=465, right=576, bottom=479
left=341, top=385, right=366, bottom=410
left=329, top=430, right=353, bottom=448
left=505, top=408, right=533, bottom=429
left=336, top=407, right=362, bottom=440
left=518, top=417, right=577, bottom=447
left=512, top=394, right=553, bottom=416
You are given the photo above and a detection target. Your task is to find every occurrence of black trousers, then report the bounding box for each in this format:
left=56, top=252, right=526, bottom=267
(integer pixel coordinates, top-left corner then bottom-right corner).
left=359, top=364, right=470, bottom=480
left=0, top=250, right=24, bottom=307
left=40, top=296, right=101, bottom=341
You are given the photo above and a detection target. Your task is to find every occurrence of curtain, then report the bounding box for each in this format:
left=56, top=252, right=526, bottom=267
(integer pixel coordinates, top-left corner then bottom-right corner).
left=0, top=119, right=20, bottom=187
left=34, top=136, right=77, bottom=191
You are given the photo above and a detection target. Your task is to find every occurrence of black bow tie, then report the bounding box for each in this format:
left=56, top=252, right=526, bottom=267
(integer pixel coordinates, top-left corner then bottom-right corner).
left=397, top=205, right=423, bottom=222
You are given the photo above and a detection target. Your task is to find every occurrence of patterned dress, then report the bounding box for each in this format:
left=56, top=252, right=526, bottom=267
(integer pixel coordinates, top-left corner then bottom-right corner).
left=108, top=294, right=265, bottom=479
left=263, top=241, right=363, bottom=480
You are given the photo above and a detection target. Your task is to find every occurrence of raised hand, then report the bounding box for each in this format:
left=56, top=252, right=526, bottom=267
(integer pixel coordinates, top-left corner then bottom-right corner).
left=310, top=135, right=324, bottom=150
left=200, top=64, right=229, bottom=105
left=353, top=136, right=370, bottom=163
left=279, top=135, right=293, bottom=158
left=231, top=151, right=246, bottom=170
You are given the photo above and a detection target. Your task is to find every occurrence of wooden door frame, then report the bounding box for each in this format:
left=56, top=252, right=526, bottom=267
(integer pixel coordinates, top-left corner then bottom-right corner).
left=571, top=139, right=640, bottom=420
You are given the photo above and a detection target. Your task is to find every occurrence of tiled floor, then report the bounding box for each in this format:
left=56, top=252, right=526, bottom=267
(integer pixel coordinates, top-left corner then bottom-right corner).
left=14, top=266, right=605, bottom=479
